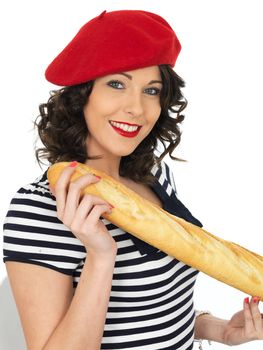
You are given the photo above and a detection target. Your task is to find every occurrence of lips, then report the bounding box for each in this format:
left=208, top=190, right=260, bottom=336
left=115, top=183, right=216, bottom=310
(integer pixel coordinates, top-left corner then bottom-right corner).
left=109, top=120, right=142, bottom=138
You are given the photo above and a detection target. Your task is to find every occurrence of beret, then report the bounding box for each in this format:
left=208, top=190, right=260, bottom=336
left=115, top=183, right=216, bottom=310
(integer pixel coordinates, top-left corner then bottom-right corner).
left=45, top=10, right=181, bottom=86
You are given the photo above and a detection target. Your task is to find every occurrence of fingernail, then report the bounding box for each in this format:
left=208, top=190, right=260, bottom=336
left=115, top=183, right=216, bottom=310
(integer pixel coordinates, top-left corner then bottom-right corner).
left=95, top=175, right=101, bottom=180
left=244, top=297, right=249, bottom=304
left=109, top=203, right=115, bottom=209
left=69, top=161, right=78, bottom=167
left=253, top=296, right=260, bottom=303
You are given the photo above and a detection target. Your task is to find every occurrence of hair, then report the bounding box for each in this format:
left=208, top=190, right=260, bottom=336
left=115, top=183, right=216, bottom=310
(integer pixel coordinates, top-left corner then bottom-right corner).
left=34, top=64, right=187, bottom=185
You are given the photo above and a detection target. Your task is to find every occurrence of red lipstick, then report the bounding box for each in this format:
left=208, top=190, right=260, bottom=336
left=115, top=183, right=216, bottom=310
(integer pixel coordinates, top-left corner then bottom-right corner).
left=109, top=121, right=142, bottom=138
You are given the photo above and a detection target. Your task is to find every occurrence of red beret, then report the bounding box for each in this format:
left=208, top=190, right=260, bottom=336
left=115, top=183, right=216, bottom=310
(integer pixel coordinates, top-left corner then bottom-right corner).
left=45, top=10, right=181, bottom=86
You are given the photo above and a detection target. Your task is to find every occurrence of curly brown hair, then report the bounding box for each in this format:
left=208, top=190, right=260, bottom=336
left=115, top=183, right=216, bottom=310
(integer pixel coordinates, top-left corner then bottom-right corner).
left=34, top=64, right=187, bottom=185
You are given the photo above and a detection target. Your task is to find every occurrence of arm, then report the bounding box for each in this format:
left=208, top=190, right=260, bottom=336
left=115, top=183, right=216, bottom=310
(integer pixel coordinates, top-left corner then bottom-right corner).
left=6, top=163, right=117, bottom=349
left=194, top=297, right=263, bottom=346
left=194, top=313, right=228, bottom=345
left=6, top=253, right=115, bottom=350
left=44, top=254, right=115, bottom=349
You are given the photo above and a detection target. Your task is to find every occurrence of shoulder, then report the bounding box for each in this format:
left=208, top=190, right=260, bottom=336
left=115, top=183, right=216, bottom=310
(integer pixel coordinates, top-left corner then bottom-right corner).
left=3, top=169, right=86, bottom=276
left=151, top=159, right=177, bottom=193
left=5, top=170, right=57, bottom=220
left=15, top=170, right=55, bottom=201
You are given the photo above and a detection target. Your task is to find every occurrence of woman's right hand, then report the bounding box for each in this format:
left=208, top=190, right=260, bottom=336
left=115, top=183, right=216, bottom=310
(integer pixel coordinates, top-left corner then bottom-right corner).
left=51, top=162, right=117, bottom=258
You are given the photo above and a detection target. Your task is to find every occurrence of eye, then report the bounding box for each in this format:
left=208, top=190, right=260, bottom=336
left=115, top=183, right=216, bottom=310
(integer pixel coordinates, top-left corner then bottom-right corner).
left=144, top=87, right=161, bottom=96
left=107, top=80, right=124, bottom=89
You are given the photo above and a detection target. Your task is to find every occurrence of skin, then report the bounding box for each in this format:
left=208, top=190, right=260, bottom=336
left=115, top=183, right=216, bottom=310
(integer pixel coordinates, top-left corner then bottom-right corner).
left=82, top=65, right=162, bottom=180
left=195, top=297, right=263, bottom=345
left=6, top=65, right=263, bottom=349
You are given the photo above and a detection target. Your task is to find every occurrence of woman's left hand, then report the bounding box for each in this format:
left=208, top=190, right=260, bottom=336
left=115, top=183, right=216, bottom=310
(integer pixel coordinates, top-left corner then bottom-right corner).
left=223, top=296, right=263, bottom=345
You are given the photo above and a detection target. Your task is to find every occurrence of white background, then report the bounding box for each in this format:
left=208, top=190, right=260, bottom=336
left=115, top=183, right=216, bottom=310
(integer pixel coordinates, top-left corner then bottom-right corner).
left=1, top=0, right=263, bottom=349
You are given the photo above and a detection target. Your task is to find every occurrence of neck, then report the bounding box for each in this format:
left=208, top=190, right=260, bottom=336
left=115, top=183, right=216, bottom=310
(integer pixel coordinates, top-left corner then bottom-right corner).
left=85, top=157, right=122, bottom=181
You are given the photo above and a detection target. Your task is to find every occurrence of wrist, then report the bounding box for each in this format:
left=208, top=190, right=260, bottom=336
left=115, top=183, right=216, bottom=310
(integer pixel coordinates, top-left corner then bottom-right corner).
left=195, top=311, right=229, bottom=345
left=218, top=320, right=231, bottom=346
left=87, top=250, right=117, bottom=268
left=221, top=319, right=238, bottom=346
left=194, top=311, right=213, bottom=348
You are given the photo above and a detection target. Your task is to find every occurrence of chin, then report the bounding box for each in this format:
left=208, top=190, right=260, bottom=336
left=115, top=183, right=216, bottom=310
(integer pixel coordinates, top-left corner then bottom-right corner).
left=117, top=151, right=135, bottom=157
left=110, top=144, right=139, bottom=157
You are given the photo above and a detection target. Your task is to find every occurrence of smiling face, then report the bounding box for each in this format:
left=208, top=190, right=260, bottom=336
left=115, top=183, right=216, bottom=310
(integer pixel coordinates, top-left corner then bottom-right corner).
left=83, top=65, right=162, bottom=159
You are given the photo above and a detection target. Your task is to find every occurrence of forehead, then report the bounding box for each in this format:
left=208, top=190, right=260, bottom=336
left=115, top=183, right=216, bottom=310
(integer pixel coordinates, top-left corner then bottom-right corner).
left=125, top=65, right=161, bottom=78
left=98, top=65, right=161, bottom=82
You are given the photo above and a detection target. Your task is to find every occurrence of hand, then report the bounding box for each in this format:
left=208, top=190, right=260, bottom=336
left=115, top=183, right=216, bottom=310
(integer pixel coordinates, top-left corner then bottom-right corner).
left=223, top=296, right=263, bottom=345
left=51, top=162, right=117, bottom=258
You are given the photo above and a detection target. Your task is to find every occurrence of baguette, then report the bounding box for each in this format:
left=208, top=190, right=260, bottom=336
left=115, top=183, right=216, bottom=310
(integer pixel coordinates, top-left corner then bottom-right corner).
left=47, top=161, right=263, bottom=300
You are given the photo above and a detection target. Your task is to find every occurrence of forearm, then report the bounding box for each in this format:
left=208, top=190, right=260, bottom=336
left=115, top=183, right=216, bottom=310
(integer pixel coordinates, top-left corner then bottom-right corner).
left=194, top=313, right=228, bottom=345
left=43, top=254, right=115, bottom=350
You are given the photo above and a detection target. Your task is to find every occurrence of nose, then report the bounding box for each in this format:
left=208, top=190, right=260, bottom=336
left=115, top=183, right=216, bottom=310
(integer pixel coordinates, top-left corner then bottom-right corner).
left=123, top=89, right=144, bottom=118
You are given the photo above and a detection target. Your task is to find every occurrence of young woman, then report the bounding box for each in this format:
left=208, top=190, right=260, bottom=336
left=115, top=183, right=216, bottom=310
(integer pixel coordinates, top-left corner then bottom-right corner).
left=3, top=9, right=263, bottom=350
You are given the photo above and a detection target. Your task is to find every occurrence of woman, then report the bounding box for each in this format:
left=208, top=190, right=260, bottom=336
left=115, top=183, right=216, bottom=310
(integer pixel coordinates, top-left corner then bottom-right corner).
left=3, top=9, right=263, bottom=349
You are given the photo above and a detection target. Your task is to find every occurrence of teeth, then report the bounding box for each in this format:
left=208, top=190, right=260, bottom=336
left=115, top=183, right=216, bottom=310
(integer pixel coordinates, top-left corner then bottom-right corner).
left=110, top=121, right=139, bottom=132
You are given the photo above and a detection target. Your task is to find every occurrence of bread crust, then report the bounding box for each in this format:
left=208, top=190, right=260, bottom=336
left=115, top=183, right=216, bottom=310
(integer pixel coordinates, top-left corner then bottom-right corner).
left=47, top=161, right=263, bottom=299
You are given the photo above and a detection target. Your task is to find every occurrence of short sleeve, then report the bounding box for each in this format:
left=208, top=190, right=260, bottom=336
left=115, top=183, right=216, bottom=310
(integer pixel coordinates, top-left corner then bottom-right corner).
left=3, top=172, right=86, bottom=276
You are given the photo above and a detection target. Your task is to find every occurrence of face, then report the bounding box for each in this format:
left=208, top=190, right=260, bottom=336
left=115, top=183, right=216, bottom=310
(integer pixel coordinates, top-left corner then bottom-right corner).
left=83, top=65, right=162, bottom=158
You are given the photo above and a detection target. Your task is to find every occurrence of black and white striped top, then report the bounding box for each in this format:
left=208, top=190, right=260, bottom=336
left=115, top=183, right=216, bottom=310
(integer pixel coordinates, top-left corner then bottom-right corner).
left=3, top=161, right=203, bottom=349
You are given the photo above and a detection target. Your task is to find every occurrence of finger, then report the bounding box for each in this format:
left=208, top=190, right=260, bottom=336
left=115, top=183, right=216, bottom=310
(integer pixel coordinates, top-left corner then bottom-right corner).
left=82, top=204, right=112, bottom=232
left=70, top=195, right=111, bottom=232
left=243, top=297, right=255, bottom=334
left=49, top=184, right=56, bottom=196
left=63, top=175, right=101, bottom=226
left=250, top=296, right=263, bottom=332
left=54, top=161, right=79, bottom=220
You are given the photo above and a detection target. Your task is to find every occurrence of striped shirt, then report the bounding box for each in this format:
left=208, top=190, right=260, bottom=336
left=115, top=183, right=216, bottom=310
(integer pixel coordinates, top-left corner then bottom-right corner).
left=3, top=161, right=203, bottom=349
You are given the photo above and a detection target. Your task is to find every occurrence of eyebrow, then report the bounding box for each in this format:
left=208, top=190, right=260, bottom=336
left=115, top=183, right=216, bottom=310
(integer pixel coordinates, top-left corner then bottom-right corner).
left=116, top=72, right=163, bottom=85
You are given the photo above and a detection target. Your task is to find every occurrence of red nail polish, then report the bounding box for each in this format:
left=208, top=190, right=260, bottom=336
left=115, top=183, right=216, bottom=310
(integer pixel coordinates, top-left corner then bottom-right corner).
left=244, top=297, right=249, bottom=304
left=95, top=175, right=101, bottom=179
left=253, top=296, right=259, bottom=303
left=69, top=161, right=78, bottom=167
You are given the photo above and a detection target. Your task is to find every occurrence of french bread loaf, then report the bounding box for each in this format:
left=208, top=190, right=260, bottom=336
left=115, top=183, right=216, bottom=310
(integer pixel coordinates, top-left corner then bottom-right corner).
left=47, top=161, right=263, bottom=300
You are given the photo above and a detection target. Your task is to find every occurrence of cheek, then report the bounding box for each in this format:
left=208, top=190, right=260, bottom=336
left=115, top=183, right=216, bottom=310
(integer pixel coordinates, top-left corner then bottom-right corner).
left=155, top=105, right=162, bottom=120
left=83, top=97, right=104, bottom=125
left=147, top=104, right=161, bottom=125
left=142, top=108, right=161, bottom=138
left=83, top=105, right=92, bottom=128
left=84, top=93, right=120, bottom=122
